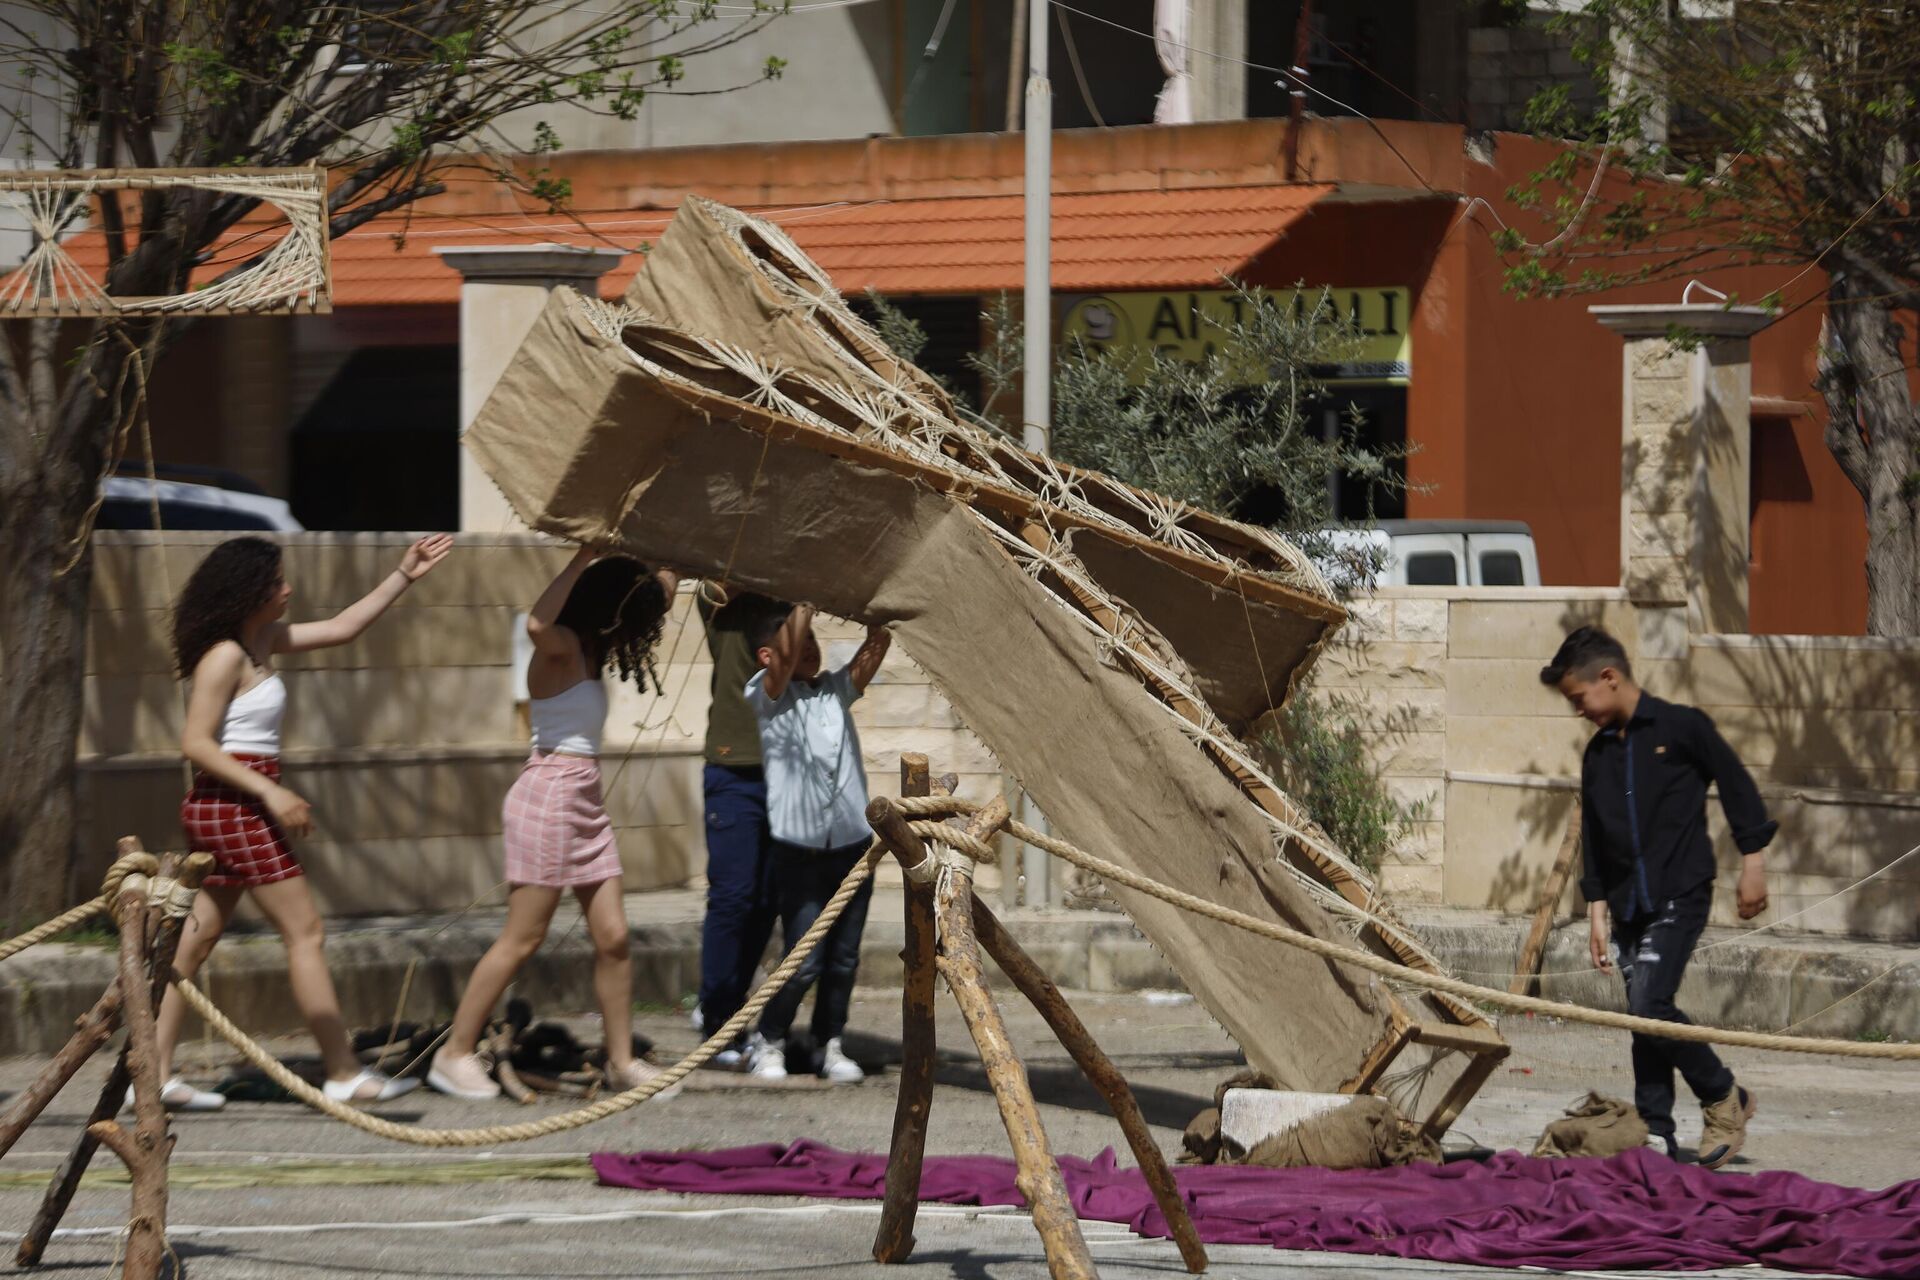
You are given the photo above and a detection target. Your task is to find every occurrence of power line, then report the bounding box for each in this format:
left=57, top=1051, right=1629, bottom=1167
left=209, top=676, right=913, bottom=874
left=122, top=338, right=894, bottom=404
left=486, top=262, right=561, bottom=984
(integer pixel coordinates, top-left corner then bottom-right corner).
left=1044, top=0, right=1437, bottom=193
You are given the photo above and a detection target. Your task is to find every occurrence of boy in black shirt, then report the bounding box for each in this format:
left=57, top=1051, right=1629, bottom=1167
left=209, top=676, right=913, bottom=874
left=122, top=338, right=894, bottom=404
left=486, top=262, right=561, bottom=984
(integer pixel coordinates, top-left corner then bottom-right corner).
left=1541, top=626, right=1774, bottom=1168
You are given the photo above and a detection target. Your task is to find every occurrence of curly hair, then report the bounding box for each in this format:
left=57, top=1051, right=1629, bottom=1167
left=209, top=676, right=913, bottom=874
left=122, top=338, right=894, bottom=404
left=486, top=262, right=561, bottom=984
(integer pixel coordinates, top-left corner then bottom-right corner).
left=172, top=537, right=283, bottom=677
left=557, top=556, right=670, bottom=691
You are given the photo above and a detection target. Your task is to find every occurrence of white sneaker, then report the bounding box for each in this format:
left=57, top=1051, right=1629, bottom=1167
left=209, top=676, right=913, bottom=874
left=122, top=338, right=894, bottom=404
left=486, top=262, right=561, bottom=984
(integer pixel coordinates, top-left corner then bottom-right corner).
left=609, top=1058, right=683, bottom=1101
left=746, top=1032, right=787, bottom=1080
left=323, top=1068, right=421, bottom=1104
left=820, top=1037, right=864, bottom=1084
left=125, top=1077, right=227, bottom=1113
left=689, top=1002, right=705, bottom=1032
left=426, top=1049, right=501, bottom=1101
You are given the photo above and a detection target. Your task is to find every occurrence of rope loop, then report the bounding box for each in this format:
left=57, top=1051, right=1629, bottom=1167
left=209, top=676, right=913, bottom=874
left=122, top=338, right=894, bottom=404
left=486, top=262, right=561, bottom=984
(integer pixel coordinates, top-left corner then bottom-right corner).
left=100, top=852, right=162, bottom=921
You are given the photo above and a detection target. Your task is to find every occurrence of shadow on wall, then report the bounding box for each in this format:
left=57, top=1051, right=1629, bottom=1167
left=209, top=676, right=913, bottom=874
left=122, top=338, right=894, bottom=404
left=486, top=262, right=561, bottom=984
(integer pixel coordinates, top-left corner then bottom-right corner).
left=1472, top=598, right=1616, bottom=917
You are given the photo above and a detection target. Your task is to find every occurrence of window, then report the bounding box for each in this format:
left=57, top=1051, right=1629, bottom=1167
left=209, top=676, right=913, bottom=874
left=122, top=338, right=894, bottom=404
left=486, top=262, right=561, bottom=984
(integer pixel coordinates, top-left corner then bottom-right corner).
left=1479, top=550, right=1526, bottom=587
left=333, top=1, right=446, bottom=75
left=1405, top=552, right=1458, bottom=586
left=95, top=499, right=277, bottom=532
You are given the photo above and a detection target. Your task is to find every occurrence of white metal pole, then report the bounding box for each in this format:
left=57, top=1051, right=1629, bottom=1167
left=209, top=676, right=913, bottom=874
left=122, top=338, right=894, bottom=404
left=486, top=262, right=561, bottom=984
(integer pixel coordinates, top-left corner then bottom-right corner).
left=1022, top=0, right=1051, bottom=457
left=1020, top=0, right=1056, bottom=907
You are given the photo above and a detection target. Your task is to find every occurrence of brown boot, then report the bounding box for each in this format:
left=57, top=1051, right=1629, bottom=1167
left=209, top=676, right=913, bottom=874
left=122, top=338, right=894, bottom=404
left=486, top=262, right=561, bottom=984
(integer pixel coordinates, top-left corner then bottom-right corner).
left=1698, top=1085, right=1756, bottom=1170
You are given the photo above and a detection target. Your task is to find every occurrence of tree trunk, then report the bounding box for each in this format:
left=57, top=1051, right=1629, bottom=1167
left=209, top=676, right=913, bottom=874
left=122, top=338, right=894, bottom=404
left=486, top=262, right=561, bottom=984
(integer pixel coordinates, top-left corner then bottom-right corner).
left=0, top=485, right=98, bottom=931
left=0, top=325, right=142, bottom=933
left=1817, top=277, right=1920, bottom=637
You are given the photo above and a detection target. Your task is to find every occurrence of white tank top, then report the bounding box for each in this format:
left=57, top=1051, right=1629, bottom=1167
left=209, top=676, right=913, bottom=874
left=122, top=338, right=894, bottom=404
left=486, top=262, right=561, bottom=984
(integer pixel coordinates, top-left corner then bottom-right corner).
left=220, top=673, right=286, bottom=756
left=530, top=679, right=607, bottom=756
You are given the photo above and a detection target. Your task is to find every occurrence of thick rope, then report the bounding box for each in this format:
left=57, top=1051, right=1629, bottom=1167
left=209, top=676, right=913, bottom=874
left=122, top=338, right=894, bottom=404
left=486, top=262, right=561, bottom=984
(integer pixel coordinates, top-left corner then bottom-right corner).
left=168, top=848, right=881, bottom=1146
left=0, top=852, right=168, bottom=962
left=893, top=797, right=1920, bottom=1062
left=0, top=900, right=109, bottom=963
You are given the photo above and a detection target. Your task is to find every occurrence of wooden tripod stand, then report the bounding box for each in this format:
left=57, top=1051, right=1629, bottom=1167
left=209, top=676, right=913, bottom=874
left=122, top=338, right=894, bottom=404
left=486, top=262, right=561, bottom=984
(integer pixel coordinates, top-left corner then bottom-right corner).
left=863, top=754, right=1207, bottom=1279
left=0, top=840, right=214, bottom=1279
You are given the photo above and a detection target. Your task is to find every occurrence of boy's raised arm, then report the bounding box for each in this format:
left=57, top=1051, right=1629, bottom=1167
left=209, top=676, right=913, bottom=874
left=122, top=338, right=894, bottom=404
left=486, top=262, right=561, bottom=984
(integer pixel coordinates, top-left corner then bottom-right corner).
left=761, top=604, right=815, bottom=702
left=848, top=623, right=891, bottom=693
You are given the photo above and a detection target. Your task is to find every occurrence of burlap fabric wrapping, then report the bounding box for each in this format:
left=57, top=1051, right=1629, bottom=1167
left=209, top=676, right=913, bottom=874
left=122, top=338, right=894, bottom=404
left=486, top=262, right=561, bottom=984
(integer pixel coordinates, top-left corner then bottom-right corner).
left=1531, top=1092, right=1650, bottom=1158
left=463, top=196, right=1488, bottom=1096
left=1181, top=1073, right=1441, bottom=1170
left=1239, top=1096, right=1444, bottom=1170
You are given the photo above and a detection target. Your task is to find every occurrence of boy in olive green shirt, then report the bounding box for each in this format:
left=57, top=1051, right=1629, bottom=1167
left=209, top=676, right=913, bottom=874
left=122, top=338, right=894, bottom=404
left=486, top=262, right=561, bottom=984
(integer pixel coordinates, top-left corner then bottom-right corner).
left=693, top=586, right=789, bottom=1062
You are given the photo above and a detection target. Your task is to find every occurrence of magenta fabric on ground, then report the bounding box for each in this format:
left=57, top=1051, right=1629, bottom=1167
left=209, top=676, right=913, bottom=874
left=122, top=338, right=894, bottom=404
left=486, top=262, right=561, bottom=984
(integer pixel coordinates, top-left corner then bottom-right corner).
left=591, top=1139, right=1920, bottom=1276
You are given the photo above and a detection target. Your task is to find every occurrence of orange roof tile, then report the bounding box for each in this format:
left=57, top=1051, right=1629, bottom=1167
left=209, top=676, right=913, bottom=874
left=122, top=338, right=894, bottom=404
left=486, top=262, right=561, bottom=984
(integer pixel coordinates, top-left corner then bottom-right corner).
left=54, top=184, right=1333, bottom=307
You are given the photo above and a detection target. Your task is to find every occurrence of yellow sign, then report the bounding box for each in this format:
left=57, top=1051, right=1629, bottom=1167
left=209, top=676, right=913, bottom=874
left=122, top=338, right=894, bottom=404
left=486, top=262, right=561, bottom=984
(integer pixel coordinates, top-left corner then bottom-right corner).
left=1059, top=287, right=1412, bottom=385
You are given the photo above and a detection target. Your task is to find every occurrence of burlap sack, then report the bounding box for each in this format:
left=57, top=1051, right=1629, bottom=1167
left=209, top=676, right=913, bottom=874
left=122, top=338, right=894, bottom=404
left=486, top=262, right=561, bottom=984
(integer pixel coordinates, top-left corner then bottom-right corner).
left=1235, top=1095, right=1444, bottom=1171
left=1531, top=1092, right=1650, bottom=1158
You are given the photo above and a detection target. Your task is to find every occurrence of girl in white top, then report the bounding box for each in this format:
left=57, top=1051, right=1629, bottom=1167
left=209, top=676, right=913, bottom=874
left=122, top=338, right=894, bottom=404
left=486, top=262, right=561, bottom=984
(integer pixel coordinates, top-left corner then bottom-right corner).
left=430, top=546, right=681, bottom=1101
left=154, top=534, right=453, bottom=1111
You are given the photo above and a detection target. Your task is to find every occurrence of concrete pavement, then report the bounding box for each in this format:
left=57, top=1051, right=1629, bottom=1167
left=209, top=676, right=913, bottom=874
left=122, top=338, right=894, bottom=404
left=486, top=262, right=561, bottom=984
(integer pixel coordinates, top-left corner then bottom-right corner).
left=3, top=989, right=1916, bottom=1278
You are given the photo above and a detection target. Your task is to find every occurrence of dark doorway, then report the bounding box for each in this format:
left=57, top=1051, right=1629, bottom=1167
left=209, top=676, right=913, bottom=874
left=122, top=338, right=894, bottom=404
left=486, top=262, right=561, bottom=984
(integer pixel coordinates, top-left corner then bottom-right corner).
left=290, top=345, right=459, bottom=531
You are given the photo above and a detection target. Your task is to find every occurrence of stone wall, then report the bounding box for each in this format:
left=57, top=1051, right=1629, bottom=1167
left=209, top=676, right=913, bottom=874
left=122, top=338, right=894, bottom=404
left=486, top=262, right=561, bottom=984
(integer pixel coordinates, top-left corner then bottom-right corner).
left=78, top=532, right=1003, bottom=915
left=1466, top=16, right=1601, bottom=135
left=1322, top=588, right=1920, bottom=942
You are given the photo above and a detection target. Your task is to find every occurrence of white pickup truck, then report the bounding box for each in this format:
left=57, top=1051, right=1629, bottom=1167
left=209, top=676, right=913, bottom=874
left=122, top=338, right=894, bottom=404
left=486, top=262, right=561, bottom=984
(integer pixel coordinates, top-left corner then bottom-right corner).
left=1325, top=519, right=1542, bottom=589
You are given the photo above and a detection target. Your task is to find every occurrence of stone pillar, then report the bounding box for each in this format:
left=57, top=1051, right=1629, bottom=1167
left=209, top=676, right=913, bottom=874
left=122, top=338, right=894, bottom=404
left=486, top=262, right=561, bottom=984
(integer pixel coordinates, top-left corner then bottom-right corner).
left=434, top=244, right=626, bottom=532
left=1589, top=303, right=1771, bottom=641
left=1188, top=0, right=1247, bottom=121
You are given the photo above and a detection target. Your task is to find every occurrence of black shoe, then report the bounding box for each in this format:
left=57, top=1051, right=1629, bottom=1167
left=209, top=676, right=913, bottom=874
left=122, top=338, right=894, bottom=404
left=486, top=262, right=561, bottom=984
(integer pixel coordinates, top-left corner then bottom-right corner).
left=1646, top=1132, right=1681, bottom=1161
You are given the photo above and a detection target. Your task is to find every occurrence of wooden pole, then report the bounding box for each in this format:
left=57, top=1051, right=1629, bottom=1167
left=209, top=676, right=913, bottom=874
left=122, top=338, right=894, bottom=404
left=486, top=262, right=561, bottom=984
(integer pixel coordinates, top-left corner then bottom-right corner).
left=0, top=846, right=194, bottom=1161
left=1510, top=801, right=1583, bottom=997
left=973, top=903, right=1208, bottom=1274
left=933, top=797, right=1097, bottom=1280
left=1284, top=0, right=1313, bottom=179
left=873, top=754, right=938, bottom=1264
left=18, top=850, right=211, bottom=1270
left=0, top=978, right=126, bottom=1160
left=88, top=869, right=173, bottom=1280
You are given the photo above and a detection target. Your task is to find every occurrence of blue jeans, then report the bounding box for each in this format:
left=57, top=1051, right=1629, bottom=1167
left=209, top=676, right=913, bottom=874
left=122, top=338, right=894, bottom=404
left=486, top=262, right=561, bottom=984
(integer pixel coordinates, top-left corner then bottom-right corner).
left=758, top=840, right=875, bottom=1055
left=697, top=765, right=777, bottom=1038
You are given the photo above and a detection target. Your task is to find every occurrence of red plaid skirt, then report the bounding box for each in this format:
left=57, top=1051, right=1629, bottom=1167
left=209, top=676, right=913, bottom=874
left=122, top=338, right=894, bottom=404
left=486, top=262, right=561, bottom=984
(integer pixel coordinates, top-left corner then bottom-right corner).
left=181, top=755, right=302, bottom=888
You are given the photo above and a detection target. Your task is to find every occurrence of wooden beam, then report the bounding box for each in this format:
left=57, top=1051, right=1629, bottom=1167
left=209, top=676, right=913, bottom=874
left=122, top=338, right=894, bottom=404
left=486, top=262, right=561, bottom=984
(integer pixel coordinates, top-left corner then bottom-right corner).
left=973, top=901, right=1208, bottom=1274
left=1510, top=800, right=1583, bottom=997
left=874, top=755, right=939, bottom=1265
left=931, top=799, right=1095, bottom=1279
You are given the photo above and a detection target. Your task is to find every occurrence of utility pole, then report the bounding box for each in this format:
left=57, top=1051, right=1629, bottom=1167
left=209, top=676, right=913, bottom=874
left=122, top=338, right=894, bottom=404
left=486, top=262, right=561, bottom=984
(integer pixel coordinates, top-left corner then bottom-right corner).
left=1022, top=0, right=1051, bottom=460
left=1284, top=0, right=1312, bottom=179
left=1006, top=0, right=1028, bottom=132
left=1018, top=0, right=1056, bottom=908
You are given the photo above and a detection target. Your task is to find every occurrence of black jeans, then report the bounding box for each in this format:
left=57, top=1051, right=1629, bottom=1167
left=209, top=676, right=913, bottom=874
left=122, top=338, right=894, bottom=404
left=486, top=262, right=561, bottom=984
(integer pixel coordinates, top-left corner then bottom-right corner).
left=697, top=765, right=778, bottom=1038
left=1611, top=888, right=1736, bottom=1138
left=758, top=840, right=875, bottom=1055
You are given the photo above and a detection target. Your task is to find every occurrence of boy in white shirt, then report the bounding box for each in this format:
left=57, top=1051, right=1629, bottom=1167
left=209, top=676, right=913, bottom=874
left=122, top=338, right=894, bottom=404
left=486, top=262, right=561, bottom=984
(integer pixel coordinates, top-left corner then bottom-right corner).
left=741, top=604, right=891, bottom=1081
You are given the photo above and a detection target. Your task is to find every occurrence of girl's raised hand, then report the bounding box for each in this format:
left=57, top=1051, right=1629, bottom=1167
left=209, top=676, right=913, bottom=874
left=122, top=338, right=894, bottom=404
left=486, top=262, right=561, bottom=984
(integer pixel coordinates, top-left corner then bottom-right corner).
left=400, top=534, right=455, bottom=582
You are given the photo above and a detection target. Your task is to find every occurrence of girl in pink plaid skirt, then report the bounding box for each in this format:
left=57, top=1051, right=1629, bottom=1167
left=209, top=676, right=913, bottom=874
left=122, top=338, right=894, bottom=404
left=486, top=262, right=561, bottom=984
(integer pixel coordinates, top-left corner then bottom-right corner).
left=153, top=534, right=454, bottom=1112
left=429, top=547, right=682, bottom=1102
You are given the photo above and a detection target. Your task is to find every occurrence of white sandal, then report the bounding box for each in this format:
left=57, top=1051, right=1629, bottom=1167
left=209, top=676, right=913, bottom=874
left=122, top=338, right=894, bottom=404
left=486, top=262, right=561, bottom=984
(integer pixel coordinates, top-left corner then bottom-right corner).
left=322, top=1068, right=420, bottom=1104
left=124, top=1077, right=227, bottom=1113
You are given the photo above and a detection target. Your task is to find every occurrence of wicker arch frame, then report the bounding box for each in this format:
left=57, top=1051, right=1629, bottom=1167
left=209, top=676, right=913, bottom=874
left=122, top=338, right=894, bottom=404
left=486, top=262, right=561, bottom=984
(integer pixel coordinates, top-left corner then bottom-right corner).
left=0, top=167, right=331, bottom=318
